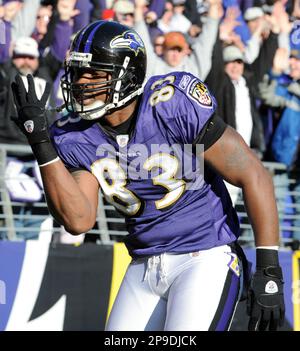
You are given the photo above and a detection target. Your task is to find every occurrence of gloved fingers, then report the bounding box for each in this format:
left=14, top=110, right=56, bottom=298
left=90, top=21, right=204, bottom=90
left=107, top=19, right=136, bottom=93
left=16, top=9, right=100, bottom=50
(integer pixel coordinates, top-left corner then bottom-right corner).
left=11, top=81, right=21, bottom=110
left=248, top=316, right=260, bottom=331
left=14, top=74, right=27, bottom=105
left=248, top=302, right=261, bottom=331
left=269, top=310, right=279, bottom=331
left=258, top=310, right=271, bottom=331
left=40, top=82, right=51, bottom=106
left=279, top=304, right=285, bottom=326
left=27, top=74, right=39, bottom=103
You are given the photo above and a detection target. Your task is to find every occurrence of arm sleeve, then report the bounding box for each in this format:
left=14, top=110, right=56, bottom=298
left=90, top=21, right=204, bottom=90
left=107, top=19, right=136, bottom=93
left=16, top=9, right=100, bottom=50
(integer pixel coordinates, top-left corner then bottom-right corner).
left=54, top=143, right=84, bottom=170
left=193, top=113, right=227, bottom=151
left=243, top=35, right=261, bottom=65
left=50, top=123, right=87, bottom=170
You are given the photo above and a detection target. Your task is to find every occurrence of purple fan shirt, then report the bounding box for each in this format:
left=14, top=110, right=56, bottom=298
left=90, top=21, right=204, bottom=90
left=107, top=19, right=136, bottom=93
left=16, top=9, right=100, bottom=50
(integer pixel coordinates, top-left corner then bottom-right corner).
left=51, top=72, right=240, bottom=258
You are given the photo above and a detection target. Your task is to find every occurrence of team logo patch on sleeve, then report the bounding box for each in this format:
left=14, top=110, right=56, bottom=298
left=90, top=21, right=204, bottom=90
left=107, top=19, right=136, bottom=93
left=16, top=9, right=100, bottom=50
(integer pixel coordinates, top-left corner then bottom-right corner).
left=188, top=80, right=212, bottom=108
left=110, top=31, right=145, bottom=56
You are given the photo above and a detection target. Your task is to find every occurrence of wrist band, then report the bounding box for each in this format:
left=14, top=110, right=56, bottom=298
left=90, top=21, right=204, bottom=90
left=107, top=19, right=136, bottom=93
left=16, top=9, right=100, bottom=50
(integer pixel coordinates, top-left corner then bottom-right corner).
left=39, top=157, right=60, bottom=168
left=31, top=141, right=58, bottom=167
left=256, top=246, right=279, bottom=251
left=256, top=248, right=279, bottom=268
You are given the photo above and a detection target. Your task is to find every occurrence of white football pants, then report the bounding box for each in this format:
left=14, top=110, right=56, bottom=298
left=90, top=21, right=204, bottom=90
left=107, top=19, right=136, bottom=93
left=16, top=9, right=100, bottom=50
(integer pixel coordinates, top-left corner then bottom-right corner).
left=105, top=244, right=242, bottom=331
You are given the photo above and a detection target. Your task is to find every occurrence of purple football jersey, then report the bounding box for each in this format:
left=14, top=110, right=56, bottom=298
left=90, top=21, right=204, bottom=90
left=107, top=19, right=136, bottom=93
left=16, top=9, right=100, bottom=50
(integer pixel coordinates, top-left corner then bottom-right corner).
left=51, top=72, right=240, bottom=257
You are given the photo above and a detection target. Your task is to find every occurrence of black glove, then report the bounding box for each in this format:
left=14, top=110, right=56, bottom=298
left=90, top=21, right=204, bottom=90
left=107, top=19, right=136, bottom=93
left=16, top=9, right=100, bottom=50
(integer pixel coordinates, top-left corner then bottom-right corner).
left=11, top=74, right=58, bottom=166
left=247, top=249, right=285, bottom=331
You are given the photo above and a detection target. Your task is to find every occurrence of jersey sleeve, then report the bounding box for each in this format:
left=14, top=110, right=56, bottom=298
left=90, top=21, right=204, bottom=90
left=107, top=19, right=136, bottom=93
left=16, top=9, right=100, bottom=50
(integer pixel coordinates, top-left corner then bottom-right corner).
left=164, top=73, right=226, bottom=149
left=54, top=142, right=85, bottom=170
left=50, top=123, right=87, bottom=171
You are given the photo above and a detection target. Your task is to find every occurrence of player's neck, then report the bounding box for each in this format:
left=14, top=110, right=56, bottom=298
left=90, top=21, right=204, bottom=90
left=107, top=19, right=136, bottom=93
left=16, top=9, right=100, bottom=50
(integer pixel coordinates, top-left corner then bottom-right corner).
left=104, top=99, right=138, bottom=127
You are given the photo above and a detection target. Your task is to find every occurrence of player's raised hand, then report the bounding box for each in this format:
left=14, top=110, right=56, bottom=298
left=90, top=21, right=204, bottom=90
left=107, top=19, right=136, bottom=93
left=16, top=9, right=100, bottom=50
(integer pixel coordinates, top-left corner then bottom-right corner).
left=11, top=74, right=51, bottom=146
left=247, top=250, right=285, bottom=331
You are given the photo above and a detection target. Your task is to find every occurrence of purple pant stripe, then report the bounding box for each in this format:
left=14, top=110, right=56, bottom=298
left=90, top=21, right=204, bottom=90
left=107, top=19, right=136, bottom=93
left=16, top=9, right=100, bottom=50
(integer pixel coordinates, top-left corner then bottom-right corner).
left=216, top=273, right=240, bottom=331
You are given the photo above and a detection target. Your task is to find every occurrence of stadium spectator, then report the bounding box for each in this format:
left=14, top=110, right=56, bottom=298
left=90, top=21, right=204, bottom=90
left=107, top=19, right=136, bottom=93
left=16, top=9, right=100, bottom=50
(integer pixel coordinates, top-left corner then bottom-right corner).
left=206, top=44, right=265, bottom=204
left=259, top=48, right=300, bottom=168
left=163, top=0, right=193, bottom=34
left=134, top=0, right=221, bottom=80
left=156, top=1, right=175, bottom=33
left=113, top=0, right=135, bottom=27
left=222, top=45, right=264, bottom=151
left=7, top=0, right=41, bottom=41
left=183, top=0, right=202, bottom=29
left=32, top=3, right=52, bottom=43
left=259, top=47, right=300, bottom=240
left=152, top=33, right=165, bottom=57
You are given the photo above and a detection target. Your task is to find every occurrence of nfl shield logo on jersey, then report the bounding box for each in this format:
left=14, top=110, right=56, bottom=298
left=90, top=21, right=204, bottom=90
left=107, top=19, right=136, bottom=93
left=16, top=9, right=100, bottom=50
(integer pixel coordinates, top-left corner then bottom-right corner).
left=116, top=134, right=129, bottom=148
left=24, top=120, right=34, bottom=133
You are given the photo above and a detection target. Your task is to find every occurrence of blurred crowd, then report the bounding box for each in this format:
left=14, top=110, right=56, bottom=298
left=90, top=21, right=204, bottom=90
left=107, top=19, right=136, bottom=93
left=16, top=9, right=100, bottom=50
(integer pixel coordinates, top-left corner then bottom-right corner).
left=0, top=0, right=300, bottom=242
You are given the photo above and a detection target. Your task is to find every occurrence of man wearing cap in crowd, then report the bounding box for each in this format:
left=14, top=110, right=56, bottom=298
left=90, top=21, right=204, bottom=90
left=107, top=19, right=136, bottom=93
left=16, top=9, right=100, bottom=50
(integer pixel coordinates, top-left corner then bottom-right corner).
left=134, top=0, right=221, bottom=81
left=0, top=36, right=50, bottom=145
left=113, top=0, right=135, bottom=28
left=162, top=31, right=190, bottom=68
left=244, top=7, right=265, bottom=36
left=206, top=44, right=265, bottom=204
left=215, top=45, right=265, bottom=157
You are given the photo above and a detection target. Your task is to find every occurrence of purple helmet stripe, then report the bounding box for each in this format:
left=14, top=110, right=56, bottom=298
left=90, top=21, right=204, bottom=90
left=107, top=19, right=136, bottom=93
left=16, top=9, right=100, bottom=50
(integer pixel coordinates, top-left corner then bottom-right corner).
left=75, top=22, right=98, bottom=52
left=84, top=21, right=106, bottom=53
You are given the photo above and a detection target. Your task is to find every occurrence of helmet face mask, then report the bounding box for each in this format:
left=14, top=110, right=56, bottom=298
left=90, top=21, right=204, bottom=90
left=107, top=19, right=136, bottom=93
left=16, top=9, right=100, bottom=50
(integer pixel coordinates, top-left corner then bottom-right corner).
left=61, top=21, right=147, bottom=120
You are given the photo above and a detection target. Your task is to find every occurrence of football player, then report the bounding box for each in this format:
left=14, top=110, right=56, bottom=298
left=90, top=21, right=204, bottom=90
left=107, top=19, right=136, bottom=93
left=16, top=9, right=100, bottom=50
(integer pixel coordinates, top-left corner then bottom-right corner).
left=11, top=20, right=285, bottom=331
